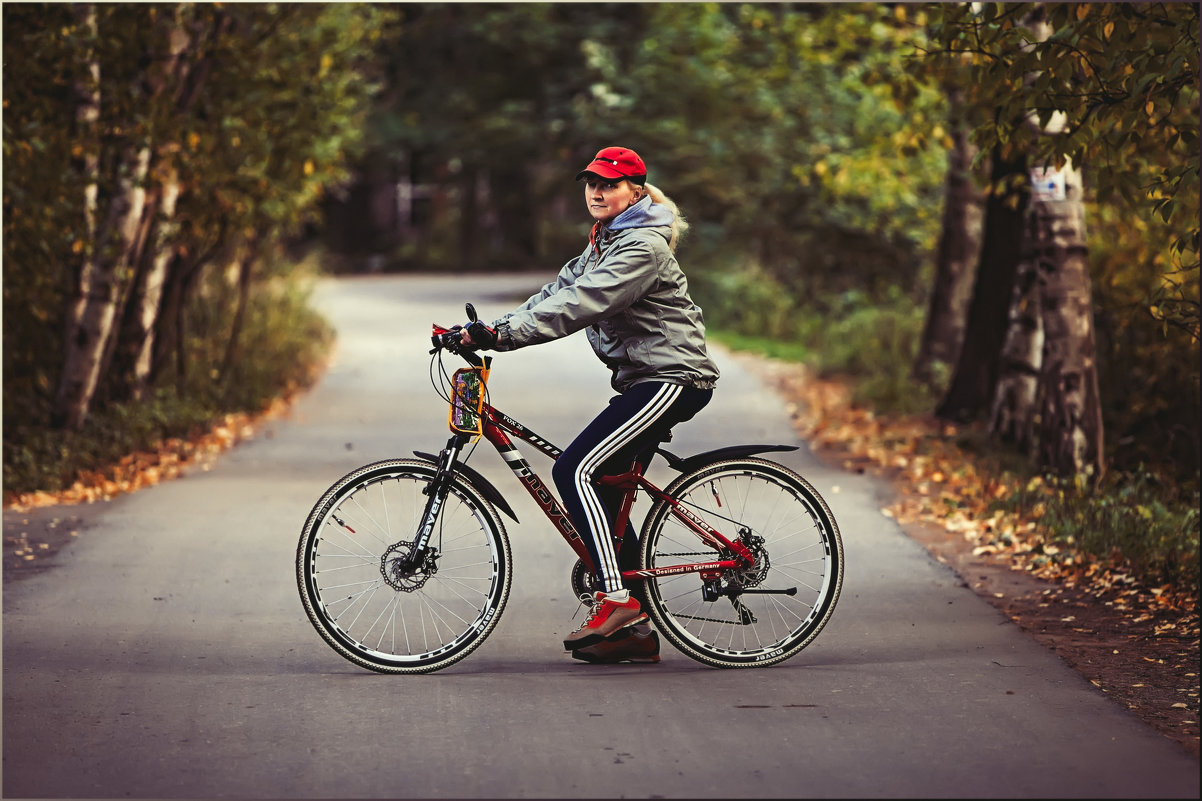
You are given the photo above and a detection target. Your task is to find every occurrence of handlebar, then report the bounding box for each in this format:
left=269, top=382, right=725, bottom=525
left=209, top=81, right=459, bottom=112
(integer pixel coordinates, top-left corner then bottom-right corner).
left=430, top=302, right=490, bottom=368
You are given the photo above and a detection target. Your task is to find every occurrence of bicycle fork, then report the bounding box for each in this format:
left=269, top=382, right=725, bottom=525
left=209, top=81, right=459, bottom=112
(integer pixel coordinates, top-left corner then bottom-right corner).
left=401, top=434, right=470, bottom=571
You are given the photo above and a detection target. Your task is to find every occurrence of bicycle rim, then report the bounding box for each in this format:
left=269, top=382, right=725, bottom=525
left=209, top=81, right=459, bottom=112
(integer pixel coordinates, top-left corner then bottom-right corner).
left=297, top=459, right=511, bottom=674
left=641, top=458, right=843, bottom=668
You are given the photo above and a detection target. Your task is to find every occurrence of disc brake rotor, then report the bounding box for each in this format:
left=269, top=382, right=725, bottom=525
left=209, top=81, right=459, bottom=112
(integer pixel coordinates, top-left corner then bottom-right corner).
left=380, top=541, right=436, bottom=592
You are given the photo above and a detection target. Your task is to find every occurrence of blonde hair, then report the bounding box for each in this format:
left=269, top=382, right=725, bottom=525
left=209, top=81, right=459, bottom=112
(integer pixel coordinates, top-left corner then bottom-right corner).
left=643, top=182, right=689, bottom=252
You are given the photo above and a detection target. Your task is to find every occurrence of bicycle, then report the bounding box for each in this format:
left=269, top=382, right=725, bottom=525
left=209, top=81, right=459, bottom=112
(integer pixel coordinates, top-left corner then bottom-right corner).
left=297, top=304, right=844, bottom=674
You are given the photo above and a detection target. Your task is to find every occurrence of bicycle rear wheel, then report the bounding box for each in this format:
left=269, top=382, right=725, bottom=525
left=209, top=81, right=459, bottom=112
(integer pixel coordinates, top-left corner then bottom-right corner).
left=297, top=458, right=511, bottom=674
left=640, top=457, right=843, bottom=668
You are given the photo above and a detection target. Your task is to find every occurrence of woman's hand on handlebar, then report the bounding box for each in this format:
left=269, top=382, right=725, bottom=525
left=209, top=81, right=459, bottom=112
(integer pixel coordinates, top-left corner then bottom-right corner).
left=462, top=321, right=498, bottom=350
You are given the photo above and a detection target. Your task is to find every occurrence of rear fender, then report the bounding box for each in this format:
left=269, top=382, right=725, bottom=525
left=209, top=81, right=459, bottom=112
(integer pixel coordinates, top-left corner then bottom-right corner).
left=655, top=444, right=799, bottom=474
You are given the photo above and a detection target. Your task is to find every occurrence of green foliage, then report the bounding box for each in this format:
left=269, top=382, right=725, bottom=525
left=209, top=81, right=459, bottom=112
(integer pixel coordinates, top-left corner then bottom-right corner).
left=187, top=3, right=392, bottom=239
left=3, top=3, right=380, bottom=486
left=1089, top=202, right=1201, bottom=478
left=689, top=260, right=799, bottom=340
left=709, top=331, right=813, bottom=367
left=612, top=3, right=949, bottom=300
left=694, top=266, right=939, bottom=415
left=361, top=3, right=948, bottom=292
left=921, top=1, right=1200, bottom=339
left=802, top=288, right=940, bottom=415
left=2, top=258, right=334, bottom=496
left=995, top=470, right=1200, bottom=593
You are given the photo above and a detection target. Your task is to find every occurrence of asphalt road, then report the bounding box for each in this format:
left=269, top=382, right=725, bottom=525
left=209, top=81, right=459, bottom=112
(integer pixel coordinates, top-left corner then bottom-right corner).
left=3, top=273, right=1198, bottom=799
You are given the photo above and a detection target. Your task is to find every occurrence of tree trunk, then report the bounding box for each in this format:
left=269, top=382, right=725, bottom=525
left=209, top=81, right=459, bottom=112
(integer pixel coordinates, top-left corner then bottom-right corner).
left=460, top=164, right=481, bottom=269
left=68, top=3, right=100, bottom=335
left=990, top=5, right=1105, bottom=481
left=1026, top=163, right=1105, bottom=478
left=219, top=243, right=256, bottom=389
left=52, top=3, right=195, bottom=427
left=127, top=8, right=195, bottom=399
left=53, top=135, right=152, bottom=429
left=989, top=216, right=1044, bottom=452
left=914, top=87, right=983, bottom=388
left=127, top=173, right=182, bottom=400
left=95, top=187, right=161, bottom=406
left=152, top=235, right=220, bottom=393
left=935, top=145, right=1029, bottom=423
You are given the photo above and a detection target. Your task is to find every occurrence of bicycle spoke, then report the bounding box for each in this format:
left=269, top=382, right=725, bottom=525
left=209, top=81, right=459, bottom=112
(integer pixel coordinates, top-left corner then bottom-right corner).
left=298, top=460, right=511, bottom=673
left=642, top=458, right=843, bottom=668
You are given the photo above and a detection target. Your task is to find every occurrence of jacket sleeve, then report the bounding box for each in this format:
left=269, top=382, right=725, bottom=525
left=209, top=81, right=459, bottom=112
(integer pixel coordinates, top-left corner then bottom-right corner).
left=496, top=237, right=660, bottom=349
left=505, top=256, right=580, bottom=316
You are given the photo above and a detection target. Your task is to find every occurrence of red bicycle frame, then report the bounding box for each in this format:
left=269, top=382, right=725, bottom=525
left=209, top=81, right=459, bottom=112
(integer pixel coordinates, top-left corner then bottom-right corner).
left=474, top=401, right=756, bottom=582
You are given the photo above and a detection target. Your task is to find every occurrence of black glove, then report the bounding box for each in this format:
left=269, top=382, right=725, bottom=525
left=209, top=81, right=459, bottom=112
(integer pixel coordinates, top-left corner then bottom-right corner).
left=466, top=321, right=498, bottom=350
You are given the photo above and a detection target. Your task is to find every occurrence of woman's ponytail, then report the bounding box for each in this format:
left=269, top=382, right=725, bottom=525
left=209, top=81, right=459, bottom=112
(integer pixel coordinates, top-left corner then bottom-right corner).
left=643, top=183, right=689, bottom=252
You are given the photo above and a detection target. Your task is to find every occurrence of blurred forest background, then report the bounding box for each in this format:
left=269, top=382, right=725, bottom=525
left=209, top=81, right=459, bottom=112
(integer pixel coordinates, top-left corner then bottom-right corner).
left=3, top=3, right=1198, bottom=592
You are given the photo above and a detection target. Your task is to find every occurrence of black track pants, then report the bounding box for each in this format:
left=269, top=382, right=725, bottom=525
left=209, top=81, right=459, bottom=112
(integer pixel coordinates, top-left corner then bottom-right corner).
left=552, top=382, right=712, bottom=594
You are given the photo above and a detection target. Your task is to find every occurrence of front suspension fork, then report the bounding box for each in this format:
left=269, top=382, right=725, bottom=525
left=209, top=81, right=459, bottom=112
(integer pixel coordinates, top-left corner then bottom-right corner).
left=406, top=434, right=470, bottom=565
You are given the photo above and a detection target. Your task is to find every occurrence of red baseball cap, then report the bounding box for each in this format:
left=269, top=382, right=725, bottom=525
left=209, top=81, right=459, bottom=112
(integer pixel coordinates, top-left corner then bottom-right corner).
left=576, top=146, right=647, bottom=184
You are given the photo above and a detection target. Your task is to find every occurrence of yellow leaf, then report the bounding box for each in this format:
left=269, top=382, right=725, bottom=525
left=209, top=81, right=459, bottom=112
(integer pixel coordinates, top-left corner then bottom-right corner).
left=1145, top=100, right=1155, bottom=117
left=304, top=160, right=315, bottom=176
left=1103, top=21, right=1114, bottom=39
left=1076, top=4, right=1089, bottom=19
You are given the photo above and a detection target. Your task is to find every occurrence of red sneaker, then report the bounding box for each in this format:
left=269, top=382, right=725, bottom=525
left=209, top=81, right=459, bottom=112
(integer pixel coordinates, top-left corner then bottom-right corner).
left=563, top=590, right=647, bottom=650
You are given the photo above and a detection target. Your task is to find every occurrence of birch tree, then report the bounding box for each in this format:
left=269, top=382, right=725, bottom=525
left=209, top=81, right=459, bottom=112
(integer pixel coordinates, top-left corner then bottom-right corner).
left=6, top=2, right=390, bottom=434
left=987, top=7, right=1104, bottom=478
left=924, top=2, right=1197, bottom=480
left=53, top=3, right=153, bottom=430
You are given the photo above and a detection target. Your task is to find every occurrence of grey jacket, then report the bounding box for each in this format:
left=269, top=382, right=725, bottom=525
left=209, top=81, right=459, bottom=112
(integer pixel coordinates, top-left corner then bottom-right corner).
left=493, top=197, right=720, bottom=393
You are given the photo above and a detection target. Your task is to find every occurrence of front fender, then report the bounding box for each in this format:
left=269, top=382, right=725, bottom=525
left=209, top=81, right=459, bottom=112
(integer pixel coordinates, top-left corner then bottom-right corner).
left=412, top=451, right=520, bottom=522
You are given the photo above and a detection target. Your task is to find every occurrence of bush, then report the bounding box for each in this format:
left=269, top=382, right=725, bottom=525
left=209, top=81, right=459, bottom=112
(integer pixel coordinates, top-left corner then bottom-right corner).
left=781, top=287, right=937, bottom=415
left=1, top=262, right=334, bottom=497
left=995, top=469, right=1200, bottom=592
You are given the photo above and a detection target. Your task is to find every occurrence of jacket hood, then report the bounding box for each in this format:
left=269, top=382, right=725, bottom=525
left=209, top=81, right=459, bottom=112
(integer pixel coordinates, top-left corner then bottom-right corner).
left=608, top=196, right=674, bottom=232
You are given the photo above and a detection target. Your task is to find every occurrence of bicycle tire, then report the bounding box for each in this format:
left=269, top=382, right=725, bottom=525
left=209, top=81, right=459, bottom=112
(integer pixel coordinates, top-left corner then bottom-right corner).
left=297, top=458, right=511, bottom=674
left=640, top=457, right=843, bottom=668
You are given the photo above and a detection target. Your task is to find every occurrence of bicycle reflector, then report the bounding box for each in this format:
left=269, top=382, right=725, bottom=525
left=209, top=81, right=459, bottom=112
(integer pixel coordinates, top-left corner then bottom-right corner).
left=448, top=367, right=488, bottom=436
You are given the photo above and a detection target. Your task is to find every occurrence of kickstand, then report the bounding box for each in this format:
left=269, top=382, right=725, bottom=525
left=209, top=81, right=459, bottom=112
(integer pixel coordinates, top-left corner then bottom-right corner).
left=729, top=595, right=757, bottom=625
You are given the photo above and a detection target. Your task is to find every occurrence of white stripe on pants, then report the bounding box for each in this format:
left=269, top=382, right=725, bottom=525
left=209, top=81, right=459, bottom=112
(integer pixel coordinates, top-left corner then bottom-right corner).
left=571, top=383, right=683, bottom=593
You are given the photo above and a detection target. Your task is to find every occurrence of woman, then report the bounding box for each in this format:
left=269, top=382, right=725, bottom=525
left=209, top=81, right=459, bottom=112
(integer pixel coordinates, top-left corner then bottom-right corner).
left=463, top=146, right=719, bottom=663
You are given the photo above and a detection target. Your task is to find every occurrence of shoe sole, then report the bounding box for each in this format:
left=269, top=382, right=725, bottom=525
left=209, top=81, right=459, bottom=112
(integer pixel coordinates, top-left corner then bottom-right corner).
left=571, top=651, right=660, bottom=664
left=571, top=630, right=661, bottom=663
left=563, top=612, right=649, bottom=650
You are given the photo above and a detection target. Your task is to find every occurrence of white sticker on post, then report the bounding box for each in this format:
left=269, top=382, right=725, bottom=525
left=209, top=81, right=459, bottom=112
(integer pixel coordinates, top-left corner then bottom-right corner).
left=1030, top=166, right=1067, bottom=201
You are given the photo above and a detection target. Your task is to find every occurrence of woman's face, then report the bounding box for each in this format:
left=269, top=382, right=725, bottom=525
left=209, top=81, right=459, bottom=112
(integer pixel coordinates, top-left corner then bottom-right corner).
left=584, top=177, right=642, bottom=223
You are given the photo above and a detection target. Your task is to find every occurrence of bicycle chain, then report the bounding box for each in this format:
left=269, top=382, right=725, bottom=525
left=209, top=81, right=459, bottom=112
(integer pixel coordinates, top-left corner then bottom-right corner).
left=672, top=612, right=746, bottom=626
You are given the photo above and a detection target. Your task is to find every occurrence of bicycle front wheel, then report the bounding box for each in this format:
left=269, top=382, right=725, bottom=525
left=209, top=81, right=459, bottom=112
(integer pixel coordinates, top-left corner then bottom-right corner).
left=297, top=458, right=511, bottom=674
left=640, top=457, right=843, bottom=668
